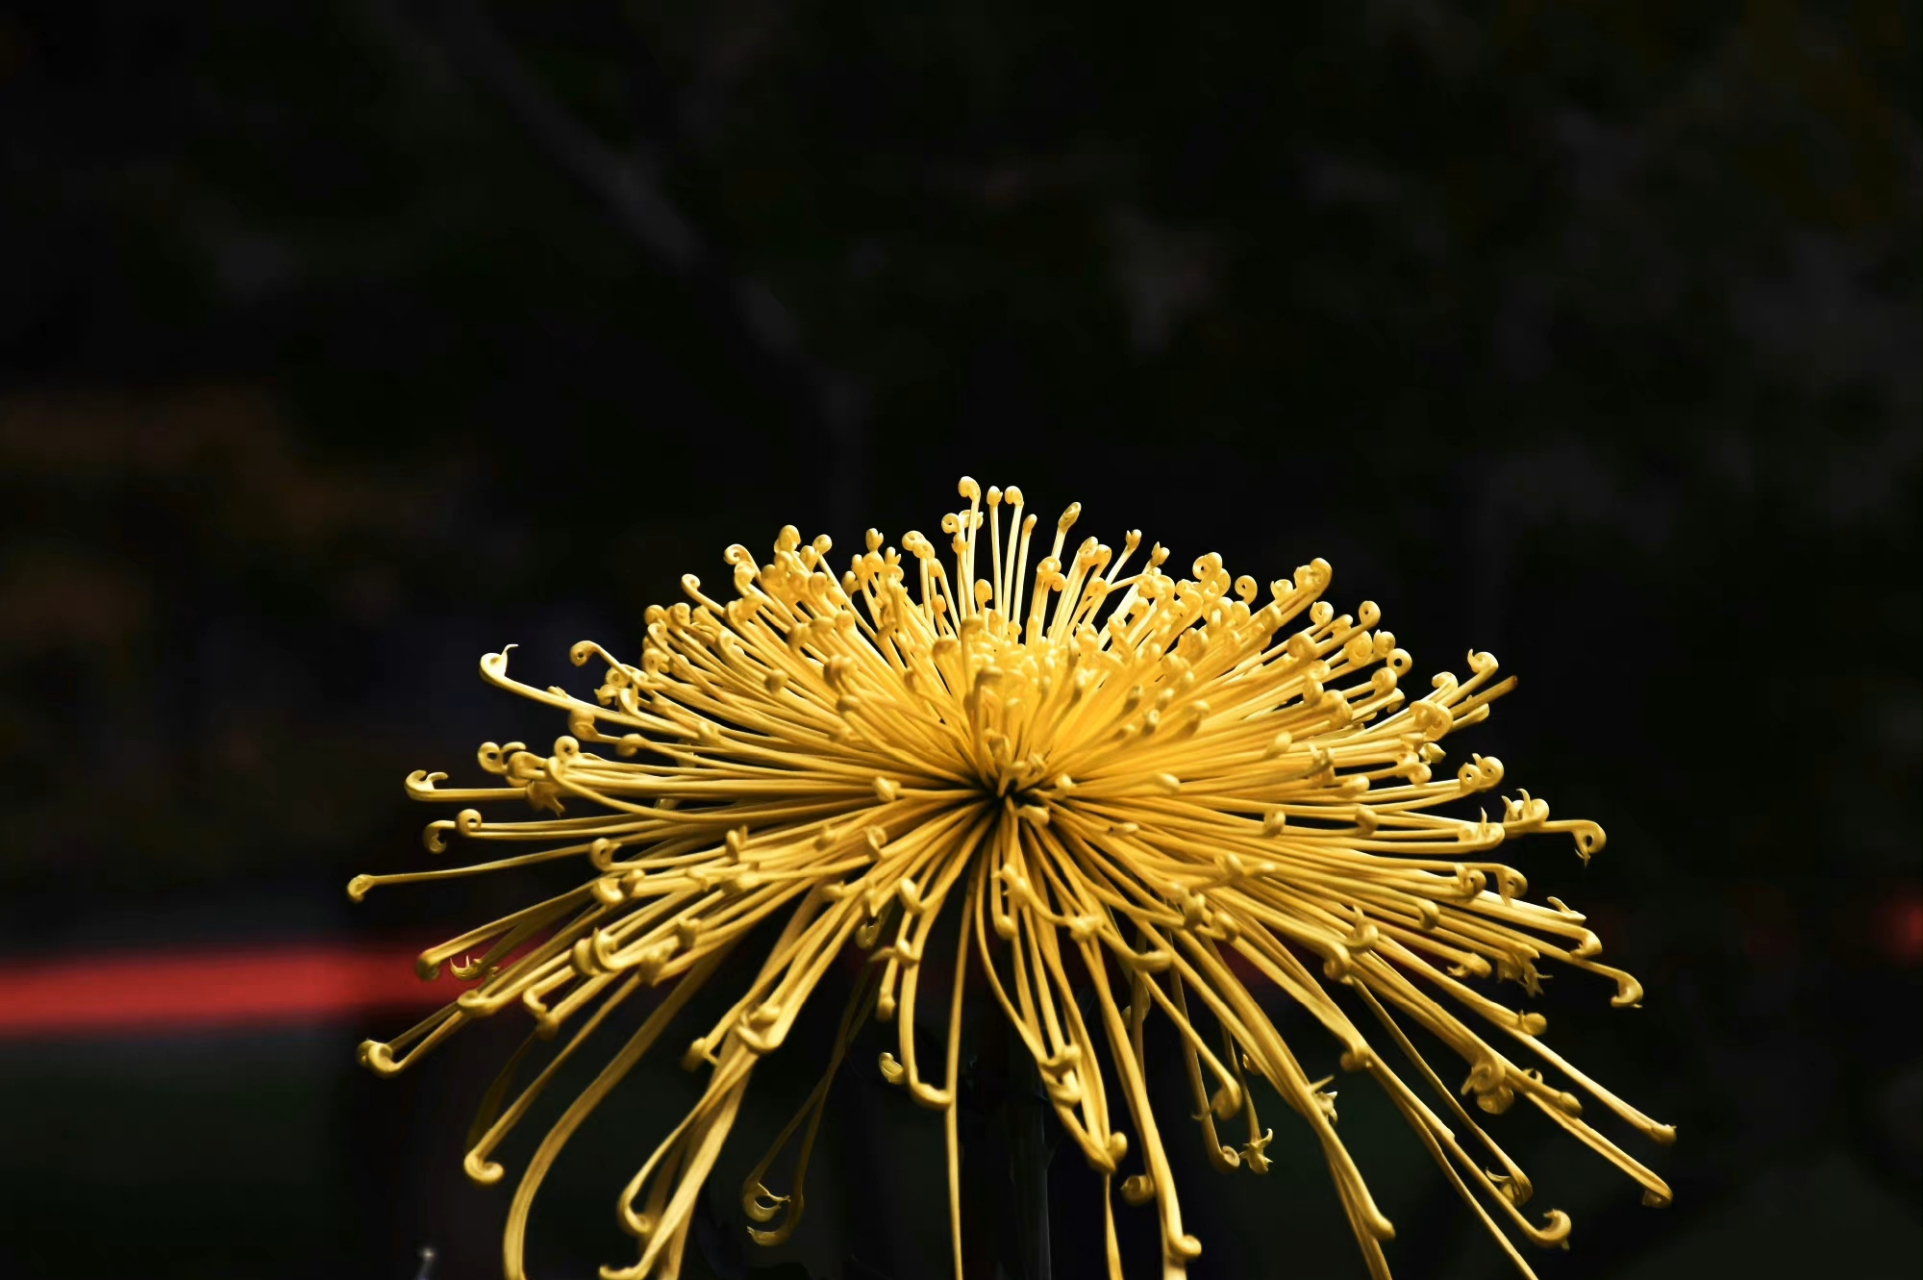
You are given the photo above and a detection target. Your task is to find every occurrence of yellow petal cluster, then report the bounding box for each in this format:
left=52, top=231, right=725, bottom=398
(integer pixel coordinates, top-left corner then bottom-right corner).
left=354, top=477, right=1671, bottom=1280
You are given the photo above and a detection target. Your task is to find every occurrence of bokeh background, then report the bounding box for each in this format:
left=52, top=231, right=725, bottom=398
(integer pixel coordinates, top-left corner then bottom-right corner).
left=1, top=3, right=1916, bottom=1278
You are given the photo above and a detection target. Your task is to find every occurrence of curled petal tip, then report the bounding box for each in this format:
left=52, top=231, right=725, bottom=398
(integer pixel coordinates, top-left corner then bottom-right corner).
left=464, top=1152, right=505, bottom=1185
left=1611, top=975, right=1646, bottom=1008
left=404, top=770, right=447, bottom=798
left=743, top=1182, right=789, bottom=1223
left=1534, top=1209, right=1573, bottom=1246
left=908, top=1082, right=953, bottom=1110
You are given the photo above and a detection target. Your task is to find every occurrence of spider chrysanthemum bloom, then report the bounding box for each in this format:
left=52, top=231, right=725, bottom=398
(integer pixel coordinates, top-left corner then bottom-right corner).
left=354, top=477, right=1672, bottom=1280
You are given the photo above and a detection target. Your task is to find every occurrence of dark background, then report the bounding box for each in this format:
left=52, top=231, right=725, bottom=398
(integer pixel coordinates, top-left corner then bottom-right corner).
left=1, top=3, right=1916, bottom=1278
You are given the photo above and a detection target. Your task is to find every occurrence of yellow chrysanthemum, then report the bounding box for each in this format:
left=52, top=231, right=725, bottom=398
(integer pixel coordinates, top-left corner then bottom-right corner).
left=354, top=477, right=1672, bottom=1280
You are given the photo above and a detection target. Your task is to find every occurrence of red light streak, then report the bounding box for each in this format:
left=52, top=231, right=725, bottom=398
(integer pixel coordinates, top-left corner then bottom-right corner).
left=0, top=943, right=453, bottom=1039
left=1884, top=891, right=1923, bottom=967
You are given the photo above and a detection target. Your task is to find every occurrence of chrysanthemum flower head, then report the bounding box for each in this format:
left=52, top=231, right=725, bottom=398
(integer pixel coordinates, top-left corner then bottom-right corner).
left=354, top=477, right=1672, bottom=1279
